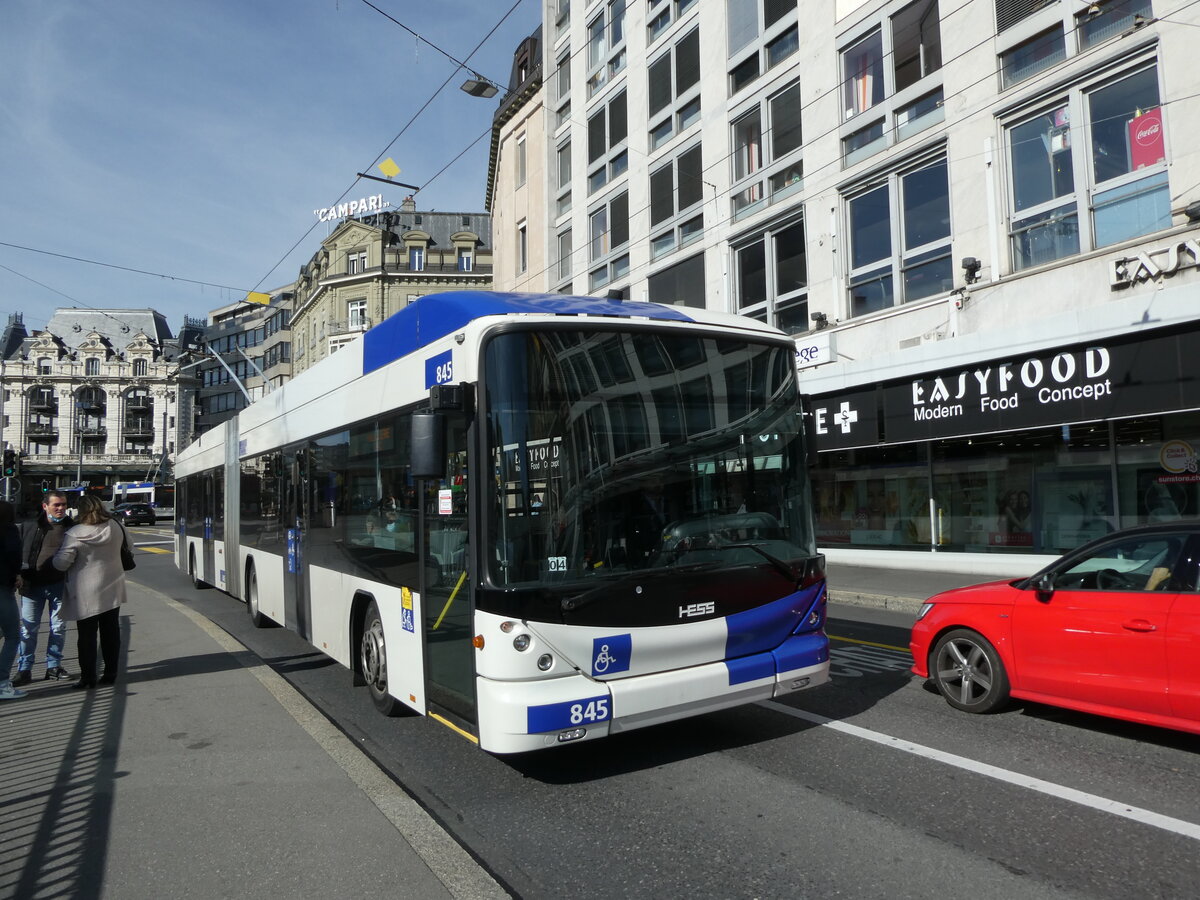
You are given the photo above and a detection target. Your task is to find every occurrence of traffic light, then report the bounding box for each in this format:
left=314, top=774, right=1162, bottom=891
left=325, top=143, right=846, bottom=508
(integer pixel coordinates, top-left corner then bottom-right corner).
left=2, top=449, right=15, bottom=477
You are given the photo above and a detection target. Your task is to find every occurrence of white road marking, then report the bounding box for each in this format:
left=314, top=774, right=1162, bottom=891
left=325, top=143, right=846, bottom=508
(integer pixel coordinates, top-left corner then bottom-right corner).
left=765, top=701, right=1200, bottom=842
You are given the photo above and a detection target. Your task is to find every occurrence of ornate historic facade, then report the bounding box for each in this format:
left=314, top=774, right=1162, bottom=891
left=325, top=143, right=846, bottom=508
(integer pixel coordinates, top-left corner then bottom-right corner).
left=0, top=308, right=200, bottom=507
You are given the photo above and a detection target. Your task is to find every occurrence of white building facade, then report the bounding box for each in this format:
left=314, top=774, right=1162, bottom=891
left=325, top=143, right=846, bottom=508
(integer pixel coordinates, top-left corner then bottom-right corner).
left=545, top=0, right=1200, bottom=569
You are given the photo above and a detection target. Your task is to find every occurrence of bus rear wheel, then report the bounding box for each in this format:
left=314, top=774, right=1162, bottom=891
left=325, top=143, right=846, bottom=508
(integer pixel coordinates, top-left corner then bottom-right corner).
left=360, top=601, right=402, bottom=717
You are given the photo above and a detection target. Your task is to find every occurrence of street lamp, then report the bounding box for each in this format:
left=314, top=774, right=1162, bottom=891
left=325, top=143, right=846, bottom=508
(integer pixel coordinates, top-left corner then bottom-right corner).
left=460, top=76, right=498, bottom=99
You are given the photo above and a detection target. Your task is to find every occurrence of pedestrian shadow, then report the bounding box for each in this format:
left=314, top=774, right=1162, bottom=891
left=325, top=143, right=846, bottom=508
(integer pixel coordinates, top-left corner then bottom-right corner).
left=0, top=618, right=132, bottom=900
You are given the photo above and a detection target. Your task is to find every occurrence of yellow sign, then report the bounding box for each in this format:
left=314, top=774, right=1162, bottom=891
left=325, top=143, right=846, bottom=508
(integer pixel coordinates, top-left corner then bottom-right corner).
left=402, top=587, right=412, bottom=609
left=379, top=158, right=401, bottom=178
left=245, top=292, right=271, bottom=305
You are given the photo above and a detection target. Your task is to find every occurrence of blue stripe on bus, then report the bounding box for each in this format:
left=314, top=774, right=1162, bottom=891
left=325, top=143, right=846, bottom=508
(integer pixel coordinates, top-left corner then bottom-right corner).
left=362, top=291, right=697, bottom=375
left=723, top=583, right=823, bottom=660
left=725, top=629, right=828, bottom=686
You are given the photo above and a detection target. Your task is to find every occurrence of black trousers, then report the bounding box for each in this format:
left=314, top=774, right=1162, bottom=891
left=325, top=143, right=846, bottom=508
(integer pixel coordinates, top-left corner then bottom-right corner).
left=76, top=608, right=120, bottom=682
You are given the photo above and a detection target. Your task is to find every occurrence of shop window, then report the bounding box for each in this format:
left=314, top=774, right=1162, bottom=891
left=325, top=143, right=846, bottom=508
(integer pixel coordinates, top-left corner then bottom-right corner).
left=730, top=79, right=804, bottom=219
left=1008, top=62, right=1168, bottom=271
left=649, top=144, right=704, bottom=260
left=1115, top=413, right=1200, bottom=530
left=734, top=217, right=808, bottom=334
left=839, top=0, right=944, bottom=165
left=846, top=155, right=952, bottom=317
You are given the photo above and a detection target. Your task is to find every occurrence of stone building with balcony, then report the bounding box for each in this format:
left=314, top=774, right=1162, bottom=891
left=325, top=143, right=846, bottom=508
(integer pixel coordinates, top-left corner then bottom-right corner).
left=289, top=198, right=493, bottom=375
left=194, top=287, right=293, bottom=434
left=0, top=308, right=200, bottom=507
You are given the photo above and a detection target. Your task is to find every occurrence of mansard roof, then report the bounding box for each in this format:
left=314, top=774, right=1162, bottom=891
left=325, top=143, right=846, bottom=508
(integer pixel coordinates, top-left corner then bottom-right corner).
left=43, top=308, right=173, bottom=350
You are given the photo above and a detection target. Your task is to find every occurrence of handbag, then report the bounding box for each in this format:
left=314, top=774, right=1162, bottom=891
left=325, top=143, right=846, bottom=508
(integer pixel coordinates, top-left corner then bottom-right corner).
left=117, top=521, right=136, bottom=571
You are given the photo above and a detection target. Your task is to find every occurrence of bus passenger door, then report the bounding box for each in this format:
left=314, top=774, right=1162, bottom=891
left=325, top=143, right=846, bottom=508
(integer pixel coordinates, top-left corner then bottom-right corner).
left=282, top=444, right=312, bottom=640
left=422, top=417, right=475, bottom=724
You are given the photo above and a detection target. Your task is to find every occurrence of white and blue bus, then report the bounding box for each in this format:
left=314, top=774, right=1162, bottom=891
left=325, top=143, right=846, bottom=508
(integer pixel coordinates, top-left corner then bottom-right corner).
left=175, top=292, right=829, bottom=753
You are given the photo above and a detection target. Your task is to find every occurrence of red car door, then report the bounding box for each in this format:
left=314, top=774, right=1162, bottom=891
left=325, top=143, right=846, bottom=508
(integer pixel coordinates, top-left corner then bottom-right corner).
left=1010, top=531, right=1188, bottom=718
left=1166, top=593, right=1200, bottom=724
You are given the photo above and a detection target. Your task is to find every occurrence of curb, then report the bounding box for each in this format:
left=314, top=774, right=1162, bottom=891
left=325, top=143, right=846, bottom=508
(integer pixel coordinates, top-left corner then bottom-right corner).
left=828, top=590, right=925, bottom=616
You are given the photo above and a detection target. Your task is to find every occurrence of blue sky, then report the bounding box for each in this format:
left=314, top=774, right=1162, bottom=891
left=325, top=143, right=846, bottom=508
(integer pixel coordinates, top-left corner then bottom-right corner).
left=0, top=0, right=539, bottom=335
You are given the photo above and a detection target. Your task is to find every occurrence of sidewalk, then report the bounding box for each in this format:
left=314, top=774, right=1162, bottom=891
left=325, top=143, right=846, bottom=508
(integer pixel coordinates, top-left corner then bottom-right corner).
left=0, top=583, right=508, bottom=900
left=825, top=561, right=1009, bottom=615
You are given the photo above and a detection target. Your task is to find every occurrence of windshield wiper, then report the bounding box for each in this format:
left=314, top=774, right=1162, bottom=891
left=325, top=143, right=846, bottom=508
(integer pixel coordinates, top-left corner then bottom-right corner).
left=717, top=542, right=800, bottom=584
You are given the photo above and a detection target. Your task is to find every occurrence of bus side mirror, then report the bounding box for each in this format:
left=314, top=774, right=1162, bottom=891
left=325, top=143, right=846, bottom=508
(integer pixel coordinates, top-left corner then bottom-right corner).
left=411, top=412, right=446, bottom=480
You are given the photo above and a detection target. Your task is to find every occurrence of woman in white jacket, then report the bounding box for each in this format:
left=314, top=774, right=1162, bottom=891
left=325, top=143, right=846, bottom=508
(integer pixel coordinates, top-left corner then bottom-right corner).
left=52, top=494, right=130, bottom=689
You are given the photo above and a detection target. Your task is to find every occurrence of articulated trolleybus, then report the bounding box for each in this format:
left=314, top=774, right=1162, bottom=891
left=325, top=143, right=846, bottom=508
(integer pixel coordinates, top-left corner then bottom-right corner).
left=175, top=292, right=829, bottom=753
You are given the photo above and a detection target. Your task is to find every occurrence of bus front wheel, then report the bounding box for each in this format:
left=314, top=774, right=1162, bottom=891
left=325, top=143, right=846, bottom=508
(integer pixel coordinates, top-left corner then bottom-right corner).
left=189, top=549, right=208, bottom=590
left=360, top=601, right=402, bottom=717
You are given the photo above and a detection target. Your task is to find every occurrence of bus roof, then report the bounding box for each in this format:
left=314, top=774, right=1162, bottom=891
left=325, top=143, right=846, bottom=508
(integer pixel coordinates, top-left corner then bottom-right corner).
left=362, top=291, right=772, bottom=375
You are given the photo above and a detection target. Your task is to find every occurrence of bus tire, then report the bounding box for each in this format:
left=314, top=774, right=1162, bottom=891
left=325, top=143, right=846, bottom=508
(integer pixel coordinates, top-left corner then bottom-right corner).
left=360, top=600, right=402, bottom=717
left=245, top=562, right=272, bottom=628
left=189, top=548, right=208, bottom=591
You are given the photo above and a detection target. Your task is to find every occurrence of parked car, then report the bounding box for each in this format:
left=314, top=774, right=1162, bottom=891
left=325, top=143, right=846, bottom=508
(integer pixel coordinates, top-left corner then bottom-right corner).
left=910, top=522, right=1200, bottom=736
left=112, top=503, right=157, bottom=526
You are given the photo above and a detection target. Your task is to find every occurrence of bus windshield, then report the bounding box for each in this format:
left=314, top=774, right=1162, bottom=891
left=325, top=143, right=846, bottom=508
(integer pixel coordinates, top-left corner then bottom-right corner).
left=483, top=328, right=816, bottom=620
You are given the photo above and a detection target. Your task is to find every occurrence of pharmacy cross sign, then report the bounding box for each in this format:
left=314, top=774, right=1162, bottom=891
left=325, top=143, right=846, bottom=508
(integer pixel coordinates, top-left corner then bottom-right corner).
left=834, top=401, right=858, bottom=434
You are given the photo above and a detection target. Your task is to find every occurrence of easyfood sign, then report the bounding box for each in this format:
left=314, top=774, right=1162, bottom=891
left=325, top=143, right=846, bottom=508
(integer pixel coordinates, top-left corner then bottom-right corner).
left=809, top=325, right=1200, bottom=450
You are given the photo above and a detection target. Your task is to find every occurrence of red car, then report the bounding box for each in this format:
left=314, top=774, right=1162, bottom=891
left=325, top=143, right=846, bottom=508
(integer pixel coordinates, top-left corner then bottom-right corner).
left=910, top=522, right=1200, bottom=736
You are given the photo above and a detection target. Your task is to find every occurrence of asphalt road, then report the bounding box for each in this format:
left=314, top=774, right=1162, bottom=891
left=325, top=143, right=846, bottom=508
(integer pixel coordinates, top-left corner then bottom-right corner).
left=129, top=531, right=1200, bottom=900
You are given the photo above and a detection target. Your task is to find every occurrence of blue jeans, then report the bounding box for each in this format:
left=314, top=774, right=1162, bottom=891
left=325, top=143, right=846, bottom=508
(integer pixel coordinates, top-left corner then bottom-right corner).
left=18, top=582, right=66, bottom=672
left=0, top=589, right=19, bottom=680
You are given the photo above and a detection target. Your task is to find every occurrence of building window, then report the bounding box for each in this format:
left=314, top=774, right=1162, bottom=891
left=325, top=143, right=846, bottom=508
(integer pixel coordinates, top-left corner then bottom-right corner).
left=647, top=252, right=705, bottom=307
left=734, top=217, right=809, bottom=333
left=348, top=299, right=368, bottom=329
left=588, top=190, right=630, bottom=289
left=996, top=0, right=1056, bottom=33
left=85, top=357, right=100, bottom=377
left=555, top=48, right=572, bottom=129
left=730, top=79, right=804, bottom=219
left=1077, top=0, right=1153, bottom=49
left=1007, top=62, right=1168, bottom=271
left=37, top=357, right=51, bottom=375
left=518, top=223, right=528, bottom=274
left=846, top=155, right=952, bottom=317
left=347, top=250, right=367, bottom=274
left=409, top=247, right=425, bottom=271
left=727, top=0, right=797, bottom=95
left=1000, top=26, right=1065, bottom=89
left=557, top=229, right=573, bottom=284
left=557, top=140, right=573, bottom=217
left=516, top=135, right=527, bottom=187
left=457, top=248, right=474, bottom=272
left=132, top=358, right=148, bottom=377
left=650, top=144, right=704, bottom=260
left=587, top=90, right=628, bottom=193
left=648, top=0, right=699, bottom=44
left=586, top=0, right=628, bottom=97
left=839, top=0, right=944, bottom=165
left=648, top=27, right=701, bottom=151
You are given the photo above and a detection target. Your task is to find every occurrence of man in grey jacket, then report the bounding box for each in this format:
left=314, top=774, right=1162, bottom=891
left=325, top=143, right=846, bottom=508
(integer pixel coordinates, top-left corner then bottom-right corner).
left=13, top=492, right=73, bottom=685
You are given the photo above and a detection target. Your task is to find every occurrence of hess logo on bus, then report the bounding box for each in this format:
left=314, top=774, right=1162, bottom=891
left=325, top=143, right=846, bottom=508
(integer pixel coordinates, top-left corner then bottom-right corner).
left=679, top=601, right=715, bottom=619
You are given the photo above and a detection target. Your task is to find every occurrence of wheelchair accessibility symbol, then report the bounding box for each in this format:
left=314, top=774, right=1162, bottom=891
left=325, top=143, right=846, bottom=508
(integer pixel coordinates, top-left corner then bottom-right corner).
left=591, top=634, right=631, bottom=676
